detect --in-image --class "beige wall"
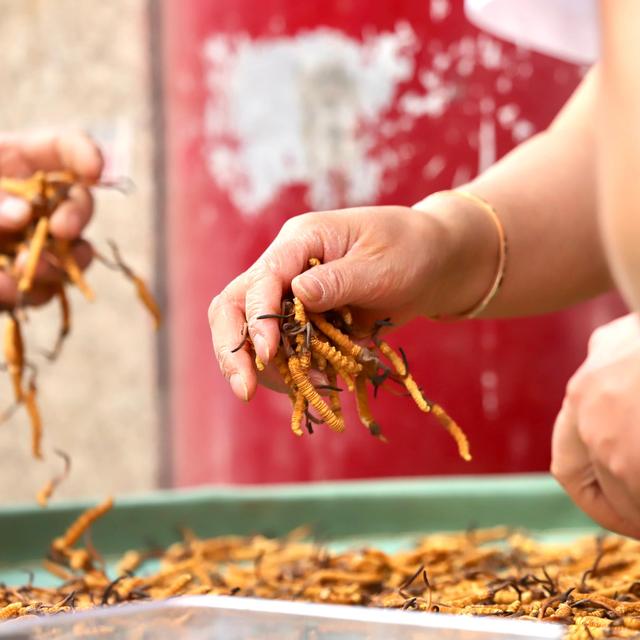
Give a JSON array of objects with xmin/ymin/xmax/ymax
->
[{"xmin": 0, "ymin": 0, "xmax": 160, "ymax": 502}]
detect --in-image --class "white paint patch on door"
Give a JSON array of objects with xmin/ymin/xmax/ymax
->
[{"xmin": 202, "ymin": 24, "xmax": 418, "ymax": 214}]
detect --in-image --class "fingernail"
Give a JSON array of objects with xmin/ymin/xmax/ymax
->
[
  {"xmin": 253, "ymin": 334, "xmax": 270, "ymax": 364},
  {"xmin": 230, "ymin": 373, "xmax": 249, "ymax": 402},
  {"xmin": 293, "ymin": 274, "xmax": 325, "ymax": 303},
  {"xmin": 0, "ymin": 196, "xmax": 30, "ymax": 223}
]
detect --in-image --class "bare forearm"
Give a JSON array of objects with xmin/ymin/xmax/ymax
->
[
  {"xmin": 599, "ymin": 1, "xmax": 640, "ymax": 312},
  {"xmin": 421, "ymin": 68, "xmax": 613, "ymax": 319}
]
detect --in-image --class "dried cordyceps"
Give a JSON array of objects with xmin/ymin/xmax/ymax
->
[
  {"xmin": 51, "ymin": 496, "xmax": 114, "ymax": 554},
  {"xmin": 2, "ymin": 503, "xmax": 640, "ymax": 639},
  {"xmin": 236, "ymin": 259, "xmax": 471, "ymax": 460},
  {"xmin": 0, "ymin": 171, "xmax": 160, "ymax": 503},
  {"xmin": 36, "ymin": 450, "xmax": 71, "ymax": 508}
]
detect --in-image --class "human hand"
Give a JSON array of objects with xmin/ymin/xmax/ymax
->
[
  {"xmin": 551, "ymin": 313, "xmax": 640, "ymax": 538},
  {"xmin": 0, "ymin": 130, "xmax": 103, "ymax": 307},
  {"xmin": 209, "ymin": 200, "xmax": 499, "ymax": 401}
]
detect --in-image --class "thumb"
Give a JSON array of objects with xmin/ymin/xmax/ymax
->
[
  {"xmin": 292, "ymin": 257, "xmax": 372, "ymax": 312},
  {"xmin": 0, "ymin": 193, "xmax": 31, "ymax": 231}
]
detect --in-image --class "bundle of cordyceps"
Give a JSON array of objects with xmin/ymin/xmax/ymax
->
[
  {"xmin": 1, "ymin": 500, "xmax": 640, "ymax": 639},
  {"xmin": 0, "ymin": 171, "xmax": 160, "ymax": 505},
  {"xmin": 235, "ymin": 258, "xmax": 470, "ymax": 460}
]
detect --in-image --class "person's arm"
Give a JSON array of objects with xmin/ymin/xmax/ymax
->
[
  {"xmin": 210, "ymin": 70, "xmax": 605, "ymax": 399},
  {"xmin": 420, "ymin": 66, "xmax": 611, "ymax": 318},
  {"xmin": 597, "ymin": 0, "xmax": 640, "ymax": 311},
  {"xmin": 549, "ymin": 3, "xmax": 640, "ymax": 540}
]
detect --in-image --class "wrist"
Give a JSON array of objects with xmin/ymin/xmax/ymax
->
[{"xmin": 413, "ymin": 189, "xmax": 502, "ymax": 318}]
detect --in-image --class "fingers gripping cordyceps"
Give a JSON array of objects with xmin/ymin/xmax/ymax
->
[
  {"xmin": 291, "ymin": 256, "xmax": 379, "ymax": 313},
  {"xmin": 243, "ymin": 217, "xmax": 332, "ymax": 367},
  {"xmin": 1, "ymin": 171, "xmax": 96, "ymax": 302},
  {"xmin": 49, "ymin": 184, "xmax": 93, "ymax": 240},
  {"xmin": 236, "ymin": 258, "xmax": 470, "ymax": 457},
  {"xmin": 0, "ymin": 170, "xmax": 160, "ymax": 483},
  {"xmin": 13, "ymin": 239, "xmax": 91, "ymax": 286},
  {"xmin": 12, "ymin": 130, "xmax": 104, "ymax": 182},
  {"xmin": 244, "ymin": 264, "xmax": 287, "ymax": 367},
  {"xmin": 211, "ymin": 251, "xmax": 468, "ymax": 455},
  {"xmin": 208, "ymin": 288, "xmax": 256, "ymax": 402}
]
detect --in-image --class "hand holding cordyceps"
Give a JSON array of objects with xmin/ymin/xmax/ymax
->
[
  {"xmin": 0, "ymin": 130, "xmax": 103, "ymax": 307},
  {"xmin": 0, "ymin": 130, "xmax": 158, "ymax": 488},
  {"xmin": 552, "ymin": 313, "xmax": 640, "ymax": 538},
  {"xmin": 208, "ymin": 204, "xmax": 490, "ymax": 403}
]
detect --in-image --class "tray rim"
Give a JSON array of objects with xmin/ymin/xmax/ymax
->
[
  {"xmin": 4, "ymin": 472, "xmax": 563, "ymax": 514},
  {"xmin": 0, "ymin": 473, "xmax": 598, "ymax": 565}
]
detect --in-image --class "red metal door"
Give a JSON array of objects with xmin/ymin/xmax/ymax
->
[{"xmin": 162, "ymin": 0, "xmax": 624, "ymax": 485}]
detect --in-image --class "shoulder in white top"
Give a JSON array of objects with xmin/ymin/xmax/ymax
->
[{"xmin": 464, "ymin": 0, "xmax": 598, "ymax": 64}]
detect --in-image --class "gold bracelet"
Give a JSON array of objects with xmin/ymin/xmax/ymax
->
[{"xmin": 415, "ymin": 189, "xmax": 507, "ymax": 320}]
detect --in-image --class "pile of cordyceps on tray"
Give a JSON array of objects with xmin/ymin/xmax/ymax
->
[{"xmin": 0, "ymin": 500, "xmax": 639, "ymax": 639}]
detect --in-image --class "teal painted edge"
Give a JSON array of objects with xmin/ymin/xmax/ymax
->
[{"xmin": 0, "ymin": 474, "xmax": 595, "ymax": 565}]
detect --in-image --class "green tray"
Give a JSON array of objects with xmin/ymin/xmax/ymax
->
[{"xmin": 0, "ymin": 473, "xmax": 596, "ymax": 588}]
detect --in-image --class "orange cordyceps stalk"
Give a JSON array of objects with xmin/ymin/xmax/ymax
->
[
  {"xmin": 51, "ymin": 496, "xmax": 114, "ymax": 553},
  {"xmin": 36, "ymin": 450, "xmax": 71, "ymax": 508},
  {"xmin": 3, "ymin": 313, "xmax": 24, "ymax": 402}
]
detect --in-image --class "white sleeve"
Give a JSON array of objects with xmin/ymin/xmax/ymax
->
[{"xmin": 464, "ymin": 0, "xmax": 599, "ymax": 64}]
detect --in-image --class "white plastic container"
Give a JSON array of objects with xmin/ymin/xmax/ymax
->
[{"xmin": 1, "ymin": 595, "xmax": 565, "ymax": 640}]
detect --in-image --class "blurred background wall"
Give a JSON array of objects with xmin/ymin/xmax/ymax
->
[{"xmin": 0, "ymin": 0, "xmax": 160, "ymax": 502}]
